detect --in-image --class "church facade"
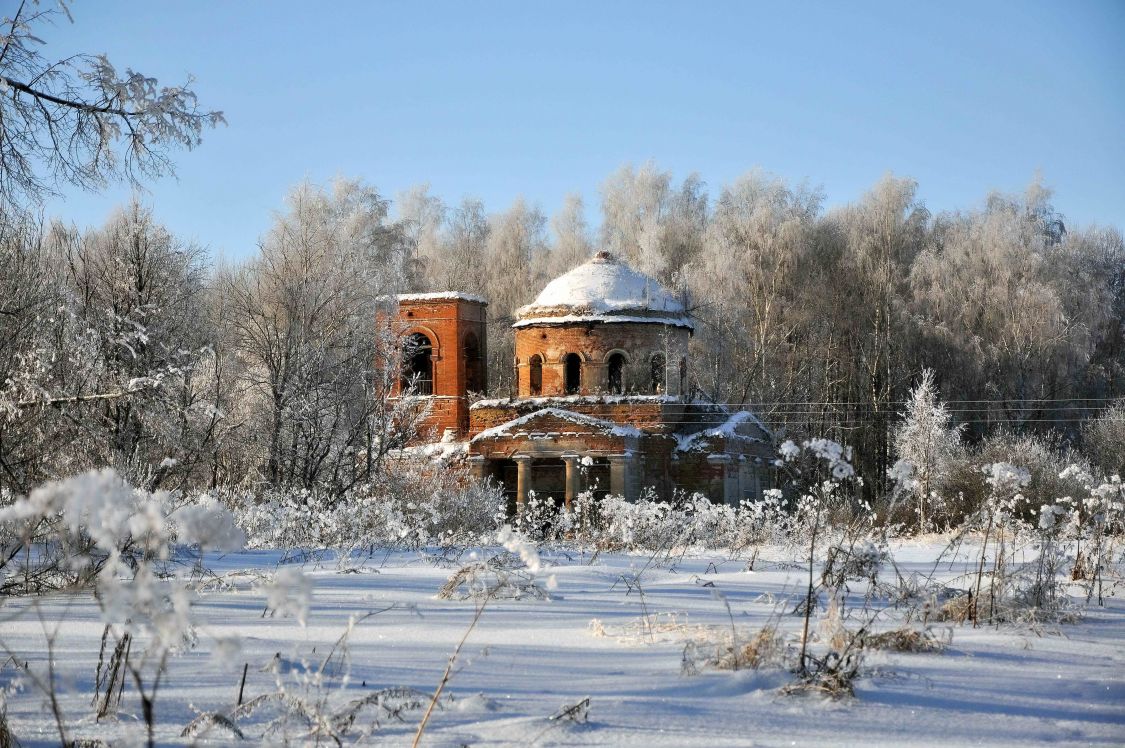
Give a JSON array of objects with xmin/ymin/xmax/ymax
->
[{"xmin": 391, "ymin": 251, "xmax": 773, "ymax": 510}]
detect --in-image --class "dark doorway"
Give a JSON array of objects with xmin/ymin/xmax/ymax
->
[
  {"xmin": 496, "ymin": 459, "xmax": 518, "ymax": 517},
  {"xmin": 650, "ymin": 352, "xmax": 666, "ymax": 394},
  {"xmin": 529, "ymin": 354, "xmax": 543, "ymax": 396},
  {"xmin": 531, "ymin": 458, "xmax": 566, "ymax": 508},
  {"xmin": 401, "ymin": 333, "xmax": 433, "ymax": 395},
  {"xmin": 564, "ymin": 353, "xmax": 581, "ymax": 395},
  {"xmin": 607, "ymin": 353, "xmax": 625, "ymax": 394},
  {"xmin": 464, "ymin": 332, "xmax": 484, "ymax": 393},
  {"xmin": 585, "ymin": 458, "xmax": 611, "ymax": 501}
]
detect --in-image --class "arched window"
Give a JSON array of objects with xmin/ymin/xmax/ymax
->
[
  {"xmin": 650, "ymin": 352, "xmax": 666, "ymax": 394},
  {"xmin": 607, "ymin": 352, "xmax": 625, "ymax": 394},
  {"xmin": 529, "ymin": 354, "xmax": 543, "ymax": 396},
  {"xmin": 464, "ymin": 332, "xmax": 483, "ymax": 393},
  {"xmin": 564, "ymin": 353, "xmax": 581, "ymax": 395},
  {"xmin": 401, "ymin": 333, "xmax": 434, "ymax": 395},
  {"xmin": 679, "ymin": 356, "xmax": 687, "ymax": 395}
]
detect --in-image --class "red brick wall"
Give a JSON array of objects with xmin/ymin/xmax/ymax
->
[
  {"xmin": 390, "ymin": 297, "xmax": 487, "ymax": 439},
  {"xmin": 514, "ymin": 322, "xmax": 690, "ymax": 397}
]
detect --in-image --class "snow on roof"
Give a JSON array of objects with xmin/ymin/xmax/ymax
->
[
  {"xmin": 512, "ymin": 313, "xmax": 694, "ymax": 330},
  {"xmin": 395, "ymin": 439, "xmax": 468, "ymax": 462},
  {"xmin": 471, "ymin": 407, "xmax": 642, "ymax": 442},
  {"xmin": 676, "ymin": 411, "xmax": 770, "ymax": 452},
  {"xmin": 397, "ymin": 292, "xmax": 488, "ymax": 305},
  {"xmin": 516, "ymin": 251, "xmax": 692, "ymax": 329},
  {"xmin": 472, "ymin": 394, "xmax": 680, "ymax": 410}
]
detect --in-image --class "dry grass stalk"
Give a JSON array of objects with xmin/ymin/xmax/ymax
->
[
  {"xmin": 180, "ymin": 712, "xmax": 245, "ymax": 740},
  {"xmin": 681, "ymin": 624, "xmax": 785, "ymax": 674},
  {"xmin": 862, "ymin": 627, "xmax": 947, "ymax": 653},
  {"xmin": 933, "ymin": 592, "xmax": 973, "ymax": 623},
  {"xmin": 437, "ymin": 560, "xmax": 547, "ymax": 601},
  {"xmin": 589, "ymin": 612, "xmax": 709, "ymax": 644}
]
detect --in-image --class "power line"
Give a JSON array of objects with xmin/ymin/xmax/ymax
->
[{"xmin": 685, "ymin": 398, "xmax": 1123, "ymax": 406}]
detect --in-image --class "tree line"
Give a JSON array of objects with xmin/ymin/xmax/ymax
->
[
  {"xmin": 1, "ymin": 165, "xmax": 1122, "ymax": 503},
  {"xmin": 400, "ymin": 164, "xmax": 1125, "ymax": 494}
]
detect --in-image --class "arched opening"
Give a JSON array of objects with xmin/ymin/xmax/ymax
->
[
  {"xmin": 564, "ymin": 353, "xmax": 581, "ymax": 395},
  {"xmin": 650, "ymin": 352, "xmax": 666, "ymax": 394},
  {"xmin": 401, "ymin": 333, "xmax": 434, "ymax": 395},
  {"xmin": 463, "ymin": 332, "xmax": 483, "ymax": 393},
  {"xmin": 607, "ymin": 352, "xmax": 625, "ymax": 394},
  {"xmin": 679, "ymin": 356, "xmax": 687, "ymax": 394},
  {"xmin": 529, "ymin": 354, "xmax": 543, "ymax": 396}
]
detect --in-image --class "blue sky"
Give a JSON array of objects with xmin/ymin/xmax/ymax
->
[{"xmin": 37, "ymin": 0, "xmax": 1125, "ymax": 260}]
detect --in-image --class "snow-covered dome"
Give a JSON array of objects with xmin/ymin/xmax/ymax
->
[{"xmin": 514, "ymin": 251, "xmax": 692, "ymax": 330}]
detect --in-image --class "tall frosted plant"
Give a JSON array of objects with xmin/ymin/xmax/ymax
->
[{"xmin": 889, "ymin": 369, "xmax": 962, "ymax": 532}]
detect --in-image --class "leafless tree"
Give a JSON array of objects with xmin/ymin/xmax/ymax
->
[
  {"xmin": 223, "ymin": 179, "xmax": 411, "ymax": 491},
  {"xmin": 0, "ymin": 1, "xmax": 223, "ymax": 212}
]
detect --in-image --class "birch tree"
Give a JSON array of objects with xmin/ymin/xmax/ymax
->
[
  {"xmin": 600, "ymin": 162, "xmax": 707, "ymax": 284},
  {"xmin": 224, "ymin": 179, "xmax": 409, "ymax": 491},
  {"xmin": 688, "ymin": 171, "xmax": 822, "ymax": 407},
  {"xmin": 484, "ymin": 198, "xmax": 547, "ymax": 394},
  {"xmin": 53, "ymin": 203, "xmax": 211, "ymax": 483}
]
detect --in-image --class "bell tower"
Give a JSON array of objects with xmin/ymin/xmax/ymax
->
[{"xmin": 392, "ymin": 292, "xmax": 487, "ymax": 440}]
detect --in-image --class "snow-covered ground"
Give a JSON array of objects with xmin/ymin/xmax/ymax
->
[{"xmin": 2, "ymin": 541, "xmax": 1124, "ymax": 746}]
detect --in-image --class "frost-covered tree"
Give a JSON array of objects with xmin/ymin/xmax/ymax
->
[
  {"xmin": 483, "ymin": 198, "xmax": 547, "ymax": 394},
  {"xmin": 395, "ymin": 183, "xmax": 447, "ymax": 293},
  {"xmin": 544, "ymin": 193, "xmax": 592, "ymax": 280},
  {"xmin": 1083, "ymin": 399, "xmax": 1125, "ymax": 478},
  {"xmin": 0, "ymin": 215, "xmax": 68, "ymax": 492},
  {"xmin": 687, "ymin": 170, "xmax": 822, "ymax": 406},
  {"xmin": 600, "ymin": 162, "xmax": 707, "ymax": 284},
  {"xmin": 829, "ymin": 174, "xmax": 930, "ymax": 489},
  {"xmin": 51, "ymin": 202, "xmax": 212, "ymax": 484},
  {"xmin": 0, "ymin": 1, "xmax": 223, "ymax": 212},
  {"xmin": 890, "ymin": 369, "xmax": 962, "ymax": 531},
  {"xmin": 439, "ymin": 197, "xmax": 490, "ymax": 294},
  {"xmin": 909, "ymin": 179, "xmax": 1101, "ymax": 427},
  {"xmin": 0, "ymin": 205, "xmax": 213, "ymax": 494},
  {"xmin": 223, "ymin": 178, "xmax": 409, "ymax": 490}
]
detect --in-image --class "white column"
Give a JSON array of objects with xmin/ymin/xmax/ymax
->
[
  {"xmin": 707, "ymin": 453, "xmax": 735, "ymax": 506},
  {"xmin": 468, "ymin": 455, "xmax": 488, "ymax": 482},
  {"xmin": 608, "ymin": 452, "xmax": 635, "ymax": 502},
  {"xmin": 514, "ymin": 454, "xmax": 534, "ymax": 512},
  {"xmin": 562, "ymin": 453, "xmax": 581, "ymax": 511}
]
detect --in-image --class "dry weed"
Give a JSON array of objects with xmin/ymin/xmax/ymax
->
[
  {"xmin": 862, "ymin": 626, "xmax": 948, "ymax": 653},
  {"xmin": 589, "ymin": 612, "xmax": 709, "ymax": 644},
  {"xmin": 438, "ymin": 559, "xmax": 548, "ymax": 601},
  {"xmin": 681, "ymin": 624, "xmax": 786, "ymax": 675}
]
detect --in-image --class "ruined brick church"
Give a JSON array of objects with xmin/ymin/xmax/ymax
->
[{"xmin": 391, "ymin": 250, "xmax": 772, "ymax": 509}]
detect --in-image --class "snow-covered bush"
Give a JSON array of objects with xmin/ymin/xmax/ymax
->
[
  {"xmin": 231, "ymin": 459, "xmax": 505, "ymax": 554},
  {"xmin": 0, "ymin": 468, "xmax": 243, "ymax": 596},
  {"xmin": 1082, "ymin": 399, "xmax": 1125, "ymax": 479},
  {"xmin": 0, "ymin": 469, "xmax": 245, "ymax": 743},
  {"xmin": 944, "ymin": 430, "xmax": 1095, "ymax": 525}
]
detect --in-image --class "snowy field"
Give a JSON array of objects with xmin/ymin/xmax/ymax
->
[{"xmin": 3, "ymin": 540, "xmax": 1124, "ymax": 746}]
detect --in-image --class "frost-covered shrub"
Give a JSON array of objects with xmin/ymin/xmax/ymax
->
[
  {"xmin": 0, "ymin": 468, "xmax": 244, "ymax": 596},
  {"xmin": 1082, "ymin": 399, "xmax": 1125, "ymax": 478},
  {"xmin": 945, "ymin": 430, "xmax": 1095, "ymax": 525},
  {"xmin": 512, "ymin": 492, "xmax": 563, "ymax": 543},
  {"xmin": 551, "ymin": 487, "xmax": 801, "ymax": 553},
  {"xmin": 1054, "ymin": 466, "xmax": 1124, "ymax": 605},
  {"xmin": 231, "ymin": 459, "xmax": 504, "ymax": 553},
  {"xmin": 887, "ymin": 369, "xmax": 963, "ymax": 533},
  {"xmin": 0, "ymin": 469, "xmax": 246, "ymax": 742}
]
